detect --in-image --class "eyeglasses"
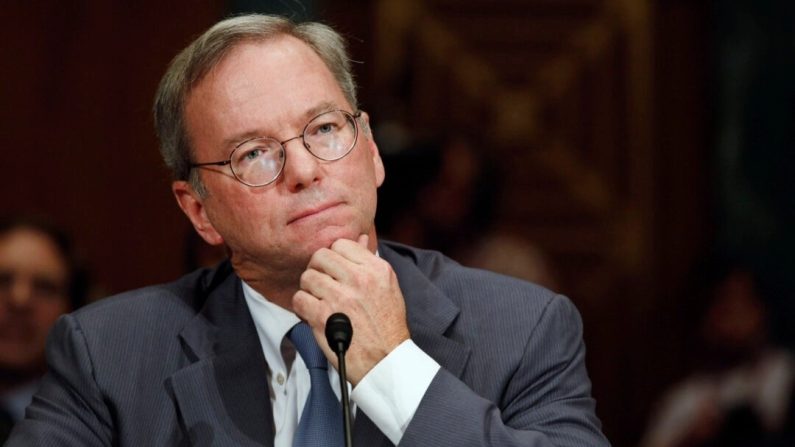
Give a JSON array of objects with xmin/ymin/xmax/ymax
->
[{"xmin": 190, "ymin": 109, "xmax": 363, "ymax": 187}]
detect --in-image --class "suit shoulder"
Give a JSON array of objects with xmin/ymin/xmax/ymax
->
[
  {"xmin": 383, "ymin": 240, "xmax": 556, "ymax": 306},
  {"xmin": 383, "ymin": 242, "xmax": 585, "ymax": 384},
  {"xmin": 70, "ymin": 262, "xmax": 233, "ymax": 337}
]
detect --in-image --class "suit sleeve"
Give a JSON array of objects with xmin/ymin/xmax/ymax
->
[
  {"xmin": 6, "ymin": 314, "xmax": 113, "ymax": 446},
  {"xmin": 398, "ymin": 295, "xmax": 610, "ymax": 447}
]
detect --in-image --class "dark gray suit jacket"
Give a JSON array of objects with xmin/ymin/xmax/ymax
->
[{"xmin": 7, "ymin": 241, "xmax": 609, "ymax": 446}]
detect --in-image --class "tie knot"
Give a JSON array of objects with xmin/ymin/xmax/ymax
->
[{"xmin": 288, "ymin": 322, "xmax": 327, "ymax": 370}]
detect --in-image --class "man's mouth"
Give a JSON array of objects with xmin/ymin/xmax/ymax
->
[{"xmin": 287, "ymin": 201, "xmax": 343, "ymax": 224}]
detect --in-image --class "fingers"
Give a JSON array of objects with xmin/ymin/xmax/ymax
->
[
  {"xmin": 328, "ymin": 237, "xmax": 372, "ymax": 264},
  {"xmin": 292, "ymin": 237, "xmax": 366, "ymax": 325},
  {"xmin": 292, "ymin": 289, "xmax": 327, "ymax": 324},
  {"xmin": 305, "ymin": 235, "xmax": 374, "ymax": 281},
  {"xmin": 306, "ymin": 248, "xmax": 350, "ymax": 282},
  {"xmin": 292, "ymin": 235, "xmax": 409, "ymax": 384},
  {"xmin": 299, "ymin": 268, "xmax": 343, "ymax": 302}
]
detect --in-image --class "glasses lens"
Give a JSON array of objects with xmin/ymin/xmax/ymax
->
[
  {"xmin": 303, "ymin": 111, "xmax": 357, "ymax": 161},
  {"xmin": 231, "ymin": 138, "xmax": 285, "ymax": 186}
]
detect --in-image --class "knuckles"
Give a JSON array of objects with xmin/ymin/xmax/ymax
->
[
  {"xmin": 291, "ymin": 290, "xmax": 309, "ymax": 313},
  {"xmin": 299, "ymin": 269, "xmax": 315, "ymax": 287},
  {"xmin": 330, "ymin": 239, "xmax": 350, "ymax": 251},
  {"xmin": 371, "ymin": 257, "xmax": 394, "ymax": 280},
  {"xmin": 309, "ymin": 247, "xmax": 332, "ymax": 266}
]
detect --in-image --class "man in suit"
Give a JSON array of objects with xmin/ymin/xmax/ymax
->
[{"xmin": 7, "ymin": 14, "xmax": 609, "ymax": 446}]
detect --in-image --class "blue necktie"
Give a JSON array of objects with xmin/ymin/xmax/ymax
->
[{"xmin": 289, "ymin": 322, "xmax": 344, "ymax": 447}]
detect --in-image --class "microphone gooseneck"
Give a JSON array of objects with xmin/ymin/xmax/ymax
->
[{"xmin": 325, "ymin": 313, "xmax": 354, "ymax": 447}]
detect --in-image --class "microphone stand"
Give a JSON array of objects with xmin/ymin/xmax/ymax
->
[
  {"xmin": 326, "ymin": 313, "xmax": 354, "ymax": 447},
  {"xmin": 334, "ymin": 342, "xmax": 353, "ymax": 447}
]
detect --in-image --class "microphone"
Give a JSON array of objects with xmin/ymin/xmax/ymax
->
[
  {"xmin": 325, "ymin": 313, "xmax": 353, "ymax": 447},
  {"xmin": 325, "ymin": 312, "xmax": 353, "ymax": 353}
]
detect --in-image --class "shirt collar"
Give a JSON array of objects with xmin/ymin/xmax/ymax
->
[{"xmin": 241, "ymin": 280, "xmax": 300, "ymax": 372}]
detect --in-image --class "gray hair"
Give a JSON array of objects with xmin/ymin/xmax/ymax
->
[{"xmin": 153, "ymin": 14, "xmax": 358, "ymax": 195}]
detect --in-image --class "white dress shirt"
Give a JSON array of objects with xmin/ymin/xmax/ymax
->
[{"xmin": 242, "ymin": 280, "xmax": 440, "ymax": 446}]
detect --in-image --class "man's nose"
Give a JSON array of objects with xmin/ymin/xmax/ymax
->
[{"xmin": 281, "ymin": 138, "xmax": 322, "ymax": 192}]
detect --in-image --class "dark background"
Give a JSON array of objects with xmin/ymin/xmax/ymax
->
[{"xmin": 2, "ymin": 1, "xmax": 793, "ymax": 445}]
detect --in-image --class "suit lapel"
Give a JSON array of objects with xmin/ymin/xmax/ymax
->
[
  {"xmin": 380, "ymin": 242, "xmax": 471, "ymax": 377},
  {"xmin": 350, "ymin": 243, "xmax": 471, "ymax": 446},
  {"xmin": 170, "ymin": 269, "xmax": 274, "ymax": 446}
]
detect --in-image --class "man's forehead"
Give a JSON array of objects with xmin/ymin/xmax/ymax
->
[
  {"xmin": 191, "ymin": 35, "xmax": 335, "ymax": 104},
  {"xmin": 186, "ymin": 36, "xmax": 305, "ymax": 103},
  {"xmin": 213, "ymin": 35, "xmax": 319, "ymax": 78},
  {"xmin": 184, "ymin": 34, "xmax": 349, "ymax": 152}
]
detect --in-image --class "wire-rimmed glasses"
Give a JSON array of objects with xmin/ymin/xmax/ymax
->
[{"xmin": 190, "ymin": 109, "xmax": 362, "ymax": 187}]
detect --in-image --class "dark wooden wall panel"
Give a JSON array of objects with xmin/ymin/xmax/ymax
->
[{"xmin": 1, "ymin": 2, "xmax": 225, "ymax": 294}]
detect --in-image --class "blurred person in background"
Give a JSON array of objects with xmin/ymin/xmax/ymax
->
[
  {"xmin": 378, "ymin": 135, "xmax": 558, "ymax": 289},
  {"xmin": 0, "ymin": 217, "xmax": 87, "ymax": 443},
  {"xmin": 378, "ymin": 135, "xmax": 497, "ymax": 260},
  {"xmin": 641, "ymin": 258, "xmax": 794, "ymax": 447}
]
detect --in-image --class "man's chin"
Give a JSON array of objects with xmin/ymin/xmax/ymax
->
[
  {"xmin": 233, "ymin": 225, "xmax": 364, "ymax": 273},
  {"xmin": 314, "ymin": 227, "xmax": 363, "ymax": 250}
]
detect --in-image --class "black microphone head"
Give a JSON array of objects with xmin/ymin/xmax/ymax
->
[{"xmin": 325, "ymin": 312, "xmax": 353, "ymax": 353}]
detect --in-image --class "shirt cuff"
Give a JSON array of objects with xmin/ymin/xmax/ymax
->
[{"xmin": 350, "ymin": 339, "xmax": 441, "ymax": 445}]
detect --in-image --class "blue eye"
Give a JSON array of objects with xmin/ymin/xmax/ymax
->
[
  {"xmin": 317, "ymin": 123, "xmax": 335, "ymax": 134},
  {"xmin": 245, "ymin": 148, "xmax": 262, "ymax": 160}
]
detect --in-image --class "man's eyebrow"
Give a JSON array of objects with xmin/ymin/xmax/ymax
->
[
  {"xmin": 303, "ymin": 101, "xmax": 338, "ymax": 119},
  {"xmin": 225, "ymin": 131, "xmax": 263, "ymax": 150},
  {"xmin": 222, "ymin": 101, "xmax": 344, "ymax": 149}
]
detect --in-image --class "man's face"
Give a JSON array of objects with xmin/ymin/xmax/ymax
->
[
  {"xmin": 0, "ymin": 228, "xmax": 70, "ymax": 374},
  {"xmin": 178, "ymin": 36, "xmax": 384, "ymax": 282}
]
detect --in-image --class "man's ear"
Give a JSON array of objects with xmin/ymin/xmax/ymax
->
[
  {"xmin": 359, "ymin": 112, "xmax": 385, "ymax": 187},
  {"xmin": 172, "ymin": 180, "xmax": 224, "ymax": 245}
]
